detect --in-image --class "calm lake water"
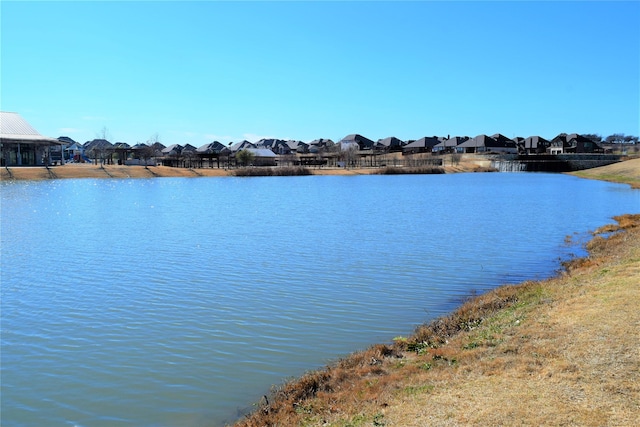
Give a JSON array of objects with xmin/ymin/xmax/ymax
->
[{"xmin": 1, "ymin": 173, "xmax": 638, "ymax": 427}]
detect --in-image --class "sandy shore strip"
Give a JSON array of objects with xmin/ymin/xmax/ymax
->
[
  {"xmin": 3, "ymin": 157, "xmax": 639, "ymax": 183},
  {"xmin": 0, "ymin": 155, "xmax": 498, "ymax": 181}
]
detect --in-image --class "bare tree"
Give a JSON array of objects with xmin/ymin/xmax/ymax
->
[
  {"xmin": 339, "ymin": 145, "xmax": 358, "ymax": 168},
  {"xmin": 583, "ymin": 134, "xmax": 602, "ymax": 143},
  {"xmin": 450, "ymin": 152, "xmax": 462, "ymax": 166},
  {"xmin": 97, "ymin": 126, "xmax": 112, "ymax": 142},
  {"xmin": 605, "ymin": 133, "xmax": 626, "ymax": 144}
]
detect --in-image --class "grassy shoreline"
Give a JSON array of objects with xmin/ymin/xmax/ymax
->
[
  {"xmin": 231, "ymin": 160, "xmax": 640, "ymax": 427},
  {"xmin": 570, "ymin": 157, "xmax": 640, "ymax": 189}
]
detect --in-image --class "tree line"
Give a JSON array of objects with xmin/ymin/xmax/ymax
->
[{"xmin": 582, "ymin": 133, "xmax": 638, "ymax": 144}]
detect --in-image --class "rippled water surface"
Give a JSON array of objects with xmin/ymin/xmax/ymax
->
[{"xmin": 1, "ymin": 173, "xmax": 638, "ymax": 426}]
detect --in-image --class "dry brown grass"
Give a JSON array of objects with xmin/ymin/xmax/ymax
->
[
  {"xmin": 376, "ymin": 166, "xmax": 446, "ymax": 175},
  {"xmin": 571, "ymin": 157, "xmax": 640, "ymax": 189},
  {"xmin": 234, "ymin": 214, "xmax": 640, "ymax": 427},
  {"xmin": 233, "ymin": 166, "xmax": 313, "ymax": 177},
  {"xmin": 0, "ymin": 164, "xmax": 233, "ymax": 180}
]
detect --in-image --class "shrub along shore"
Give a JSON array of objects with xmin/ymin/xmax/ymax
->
[{"xmin": 231, "ymin": 160, "xmax": 640, "ymax": 427}]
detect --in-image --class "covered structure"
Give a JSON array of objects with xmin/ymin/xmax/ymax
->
[
  {"xmin": 196, "ymin": 141, "xmax": 230, "ymax": 168},
  {"xmin": 1, "ymin": 112, "xmax": 64, "ymax": 166}
]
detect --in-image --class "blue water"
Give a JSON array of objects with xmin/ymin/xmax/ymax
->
[{"xmin": 1, "ymin": 173, "xmax": 638, "ymax": 426}]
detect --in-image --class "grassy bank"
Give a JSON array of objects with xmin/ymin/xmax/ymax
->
[
  {"xmin": 234, "ymin": 213, "xmax": 640, "ymax": 427},
  {"xmin": 570, "ymin": 157, "xmax": 640, "ymax": 189}
]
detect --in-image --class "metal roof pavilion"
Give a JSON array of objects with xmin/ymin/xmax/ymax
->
[{"xmin": 0, "ymin": 112, "xmax": 61, "ymax": 144}]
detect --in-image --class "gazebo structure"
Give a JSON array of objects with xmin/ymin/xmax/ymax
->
[{"xmin": 1, "ymin": 112, "xmax": 63, "ymax": 166}]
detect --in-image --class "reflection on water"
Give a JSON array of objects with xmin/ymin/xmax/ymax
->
[{"xmin": 1, "ymin": 173, "xmax": 638, "ymax": 426}]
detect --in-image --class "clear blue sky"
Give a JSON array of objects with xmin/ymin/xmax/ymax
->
[{"xmin": 2, "ymin": 1, "xmax": 639, "ymax": 145}]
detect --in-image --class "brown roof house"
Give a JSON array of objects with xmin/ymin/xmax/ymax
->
[{"xmin": 1, "ymin": 112, "xmax": 64, "ymax": 166}]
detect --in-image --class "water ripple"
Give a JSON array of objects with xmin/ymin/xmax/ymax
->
[{"xmin": 1, "ymin": 174, "xmax": 638, "ymax": 426}]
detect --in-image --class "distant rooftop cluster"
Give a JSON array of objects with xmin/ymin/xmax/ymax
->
[
  {"xmin": 63, "ymin": 132, "xmax": 617, "ymax": 157},
  {"xmin": 1, "ymin": 111, "xmax": 637, "ymax": 167}
]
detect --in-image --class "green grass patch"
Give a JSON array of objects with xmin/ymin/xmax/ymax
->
[{"xmin": 402, "ymin": 384, "xmax": 435, "ymax": 396}]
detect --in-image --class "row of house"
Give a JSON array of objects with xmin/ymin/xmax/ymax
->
[
  {"xmin": 79, "ymin": 132, "xmax": 605, "ymax": 165},
  {"xmin": 1, "ymin": 111, "xmax": 608, "ymax": 167},
  {"xmin": 341, "ymin": 133, "xmax": 604, "ymax": 155}
]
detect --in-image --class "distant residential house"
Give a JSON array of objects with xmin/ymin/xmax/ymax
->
[
  {"xmin": 57, "ymin": 136, "xmax": 82, "ymax": 162},
  {"xmin": 308, "ymin": 138, "xmax": 334, "ymax": 151},
  {"xmin": 512, "ymin": 136, "xmax": 525, "ymax": 146},
  {"xmin": 150, "ymin": 142, "xmax": 166, "ymax": 158},
  {"xmin": 255, "ymin": 138, "xmax": 292, "ymax": 155},
  {"xmin": 161, "ymin": 144, "xmax": 183, "ymax": 166},
  {"xmin": 64, "ymin": 141, "xmax": 85, "ymax": 161},
  {"xmin": 551, "ymin": 133, "xmax": 604, "ymax": 154},
  {"xmin": 433, "ymin": 136, "xmax": 469, "ymax": 153},
  {"xmin": 490, "ymin": 134, "xmax": 518, "ymax": 153},
  {"xmin": 112, "ymin": 142, "xmax": 131, "ymax": 165},
  {"xmin": 0, "ymin": 112, "xmax": 64, "ymax": 166},
  {"xmin": 337, "ymin": 134, "xmax": 375, "ymax": 151},
  {"xmin": 84, "ymin": 138, "xmax": 115, "ymax": 164},
  {"xmin": 196, "ymin": 141, "xmax": 229, "ymax": 155},
  {"xmin": 307, "ymin": 138, "xmax": 334, "ymax": 154},
  {"xmin": 162, "ymin": 143, "xmax": 183, "ymax": 156},
  {"xmin": 127, "ymin": 143, "xmax": 156, "ymax": 166},
  {"xmin": 196, "ymin": 141, "xmax": 230, "ymax": 168},
  {"xmin": 229, "ymin": 140, "xmax": 256, "ymax": 152},
  {"xmin": 402, "ymin": 136, "xmax": 439, "ymax": 154},
  {"xmin": 523, "ymin": 136, "xmax": 551, "ymax": 154},
  {"xmin": 376, "ymin": 136, "xmax": 405, "ymax": 152},
  {"xmin": 286, "ymin": 140, "xmax": 309, "ymax": 154},
  {"xmin": 181, "ymin": 144, "xmax": 198, "ymax": 167},
  {"xmin": 458, "ymin": 134, "xmax": 517, "ymax": 154}
]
